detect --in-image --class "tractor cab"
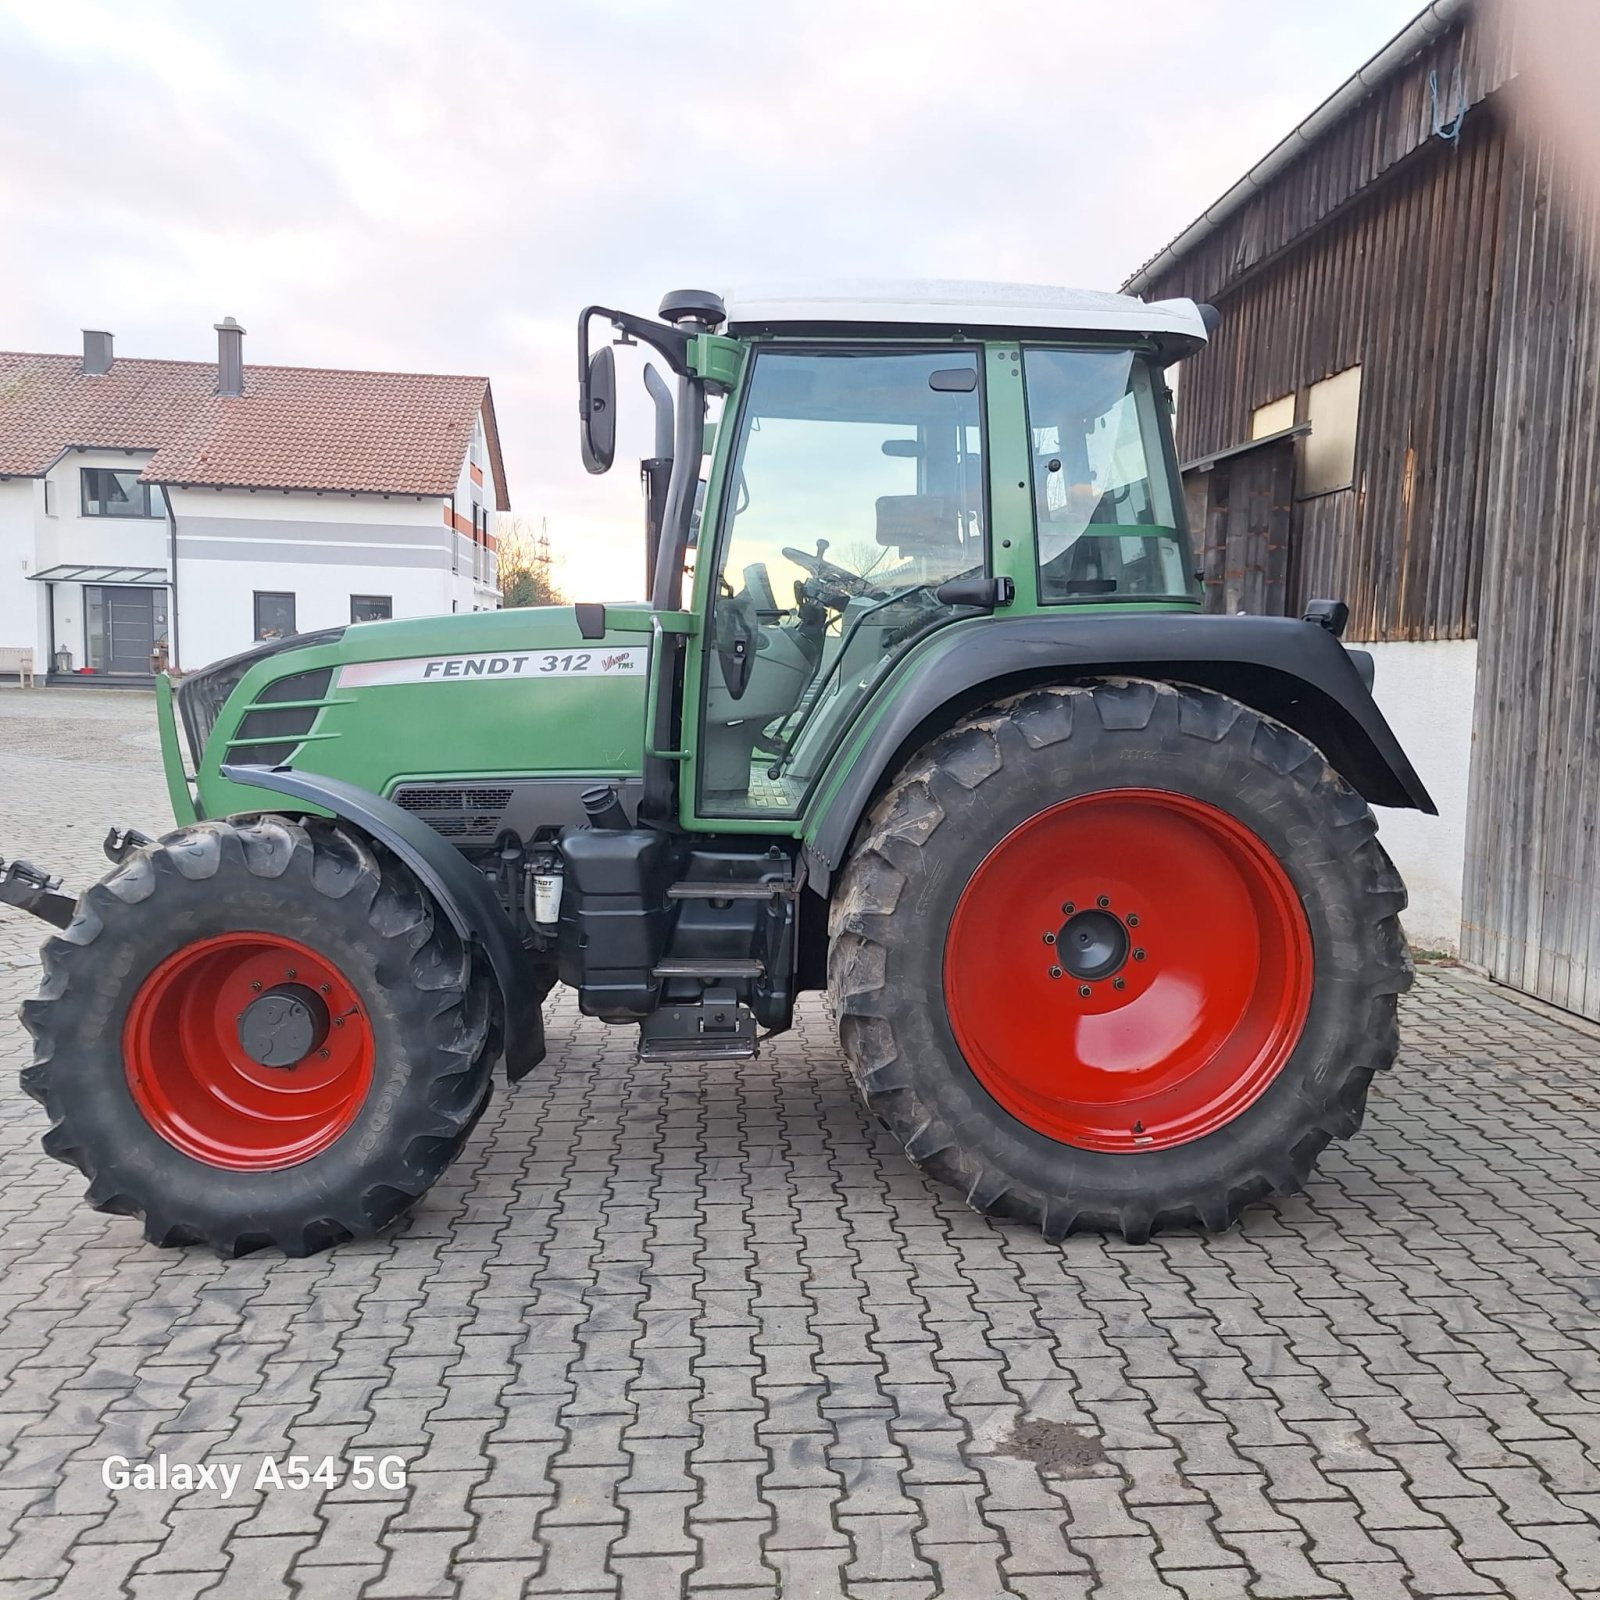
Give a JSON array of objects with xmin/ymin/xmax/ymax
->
[{"xmin": 579, "ymin": 281, "xmax": 1212, "ymax": 823}]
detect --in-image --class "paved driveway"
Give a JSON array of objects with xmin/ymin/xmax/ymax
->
[{"xmin": 4, "ymin": 687, "xmax": 1600, "ymax": 1599}]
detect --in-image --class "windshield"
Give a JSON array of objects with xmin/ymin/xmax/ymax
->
[{"xmin": 1024, "ymin": 348, "xmax": 1196, "ymax": 602}]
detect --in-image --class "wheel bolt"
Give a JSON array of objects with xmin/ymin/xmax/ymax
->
[
  {"xmin": 1061, "ymin": 902, "xmax": 1074, "ymax": 916},
  {"xmin": 1078, "ymin": 985, "xmax": 1092, "ymax": 998},
  {"xmin": 319, "ymin": 983, "xmax": 330, "ymax": 994},
  {"xmin": 1133, "ymin": 948, "xmax": 1146, "ymax": 961},
  {"xmin": 333, "ymin": 1017, "xmax": 344, "ymax": 1029},
  {"xmin": 286, "ymin": 968, "xmax": 297, "ymax": 980},
  {"xmin": 250, "ymin": 980, "xmax": 262, "ymax": 992},
  {"xmin": 1042, "ymin": 931, "xmax": 1056, "ymax": 945},
  {"xmin": 1048, "ymin": 966, "xmax": 1063, "ymax": 979},
  {"xmin": 1096, "ymin": 895, "xmax": 1110, "ymax": 909},
  {"xmin": 318, "ymin": 1049, "xmax": 330, "ymax": 1060},
  {"xmin": 1113, "ymin": 977, "xmax": 1126, "ymax": 991},
  {"xmin": 1126, "ymin": 913, "xmax": 1140, "ymax": 927}
]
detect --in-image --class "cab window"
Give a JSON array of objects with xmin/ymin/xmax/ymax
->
[
  {"xmin": 699, "ymin": 347, "xmax": 986, "ymax": 817},
  {"xmin": 1024, "ymin": 348, "xmax": 1195, "ymax": 602}
]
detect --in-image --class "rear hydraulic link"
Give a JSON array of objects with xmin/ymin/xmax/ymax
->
[{"xmin": 0, "ymin": 855, "xmax": 76, "ymax": 929}]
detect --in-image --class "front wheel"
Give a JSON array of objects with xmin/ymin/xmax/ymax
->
[
  {"xmin": 21, "ymin": 816, "xmax": 495, "ymax": 1256},
  {"xmin": 828, "ymin": 680, "xmax": 1411, "ymax": 1242}
]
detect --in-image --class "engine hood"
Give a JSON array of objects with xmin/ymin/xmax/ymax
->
[{"xmin": 186, "ymin": 603, "xmax": 654, "ymax": 822}]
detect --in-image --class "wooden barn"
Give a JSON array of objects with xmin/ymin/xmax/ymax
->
[{"xmin": 1125, "ymin": 0, "xmax": 1600, "ymax": 1019}]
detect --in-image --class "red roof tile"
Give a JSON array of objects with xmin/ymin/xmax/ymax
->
[{"xmin": 0, "ymin": 351, "xmax": 509, "ymax": 509}]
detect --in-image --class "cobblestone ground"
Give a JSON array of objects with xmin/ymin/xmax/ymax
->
[{"xmin": 4, "ymin": 688, "xmax": 1600, "ymax": 1598}]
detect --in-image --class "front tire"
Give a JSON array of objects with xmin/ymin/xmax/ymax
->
[
  {"xmin": 828, "ymin": 681, "xmax": 1411, "ymax": 1242},
  {"xmin": 21, "ymin": 816, "xmax": 495, "ymax": 1256}
]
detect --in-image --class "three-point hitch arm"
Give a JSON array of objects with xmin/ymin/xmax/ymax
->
[{"xmin": 0, "ymin": 854, "xmax": 75, "ymax": 929}]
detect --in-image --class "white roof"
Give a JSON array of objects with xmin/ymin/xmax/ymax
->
[{"xmin": 721, "ymin": 278, "xmax": 1209, "ymax": 346}]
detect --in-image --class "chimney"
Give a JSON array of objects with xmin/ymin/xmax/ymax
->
[
  {"xmin": 215, "ymin": 316, "xmax": 245, "ymax": 397},
  {"xmin": 82, "ymin": 329, "xmax": 113, "ymax": 376}
]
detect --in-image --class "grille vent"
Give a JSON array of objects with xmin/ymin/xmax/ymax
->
[{"xmin": 393, "ymin": 784, "xmax": 516, "ymax": 842}]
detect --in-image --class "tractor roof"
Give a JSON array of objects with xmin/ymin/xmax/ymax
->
[{"xmin": 720, "ymin": 279, "xmax": 1210, "ymax": 359}]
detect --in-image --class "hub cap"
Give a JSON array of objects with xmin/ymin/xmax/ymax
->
[
  {"xmin": 123, "ymin": 933, "xmax": 372, "ymax": 1171},
  {"xmin": 943, "ymin": 789, "xmax": 1313, "ymax": 1152}
]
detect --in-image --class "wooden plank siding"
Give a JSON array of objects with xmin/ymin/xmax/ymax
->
[
  {"xmin": 1154, "ymin": 103, "xmax": 1508, "ymax": 640},
  {"xmin": 1462, "ymin": 126, "xmax": 1600, "ymax": 1015}
]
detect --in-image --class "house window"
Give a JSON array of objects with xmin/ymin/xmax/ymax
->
[
  {"xmin": 350, "ymin": 594, "xmax": 392, "ymax": 622},
  {"xmin": 253, "ymin": 591, "xmax": 296, "ymax": 641},
  {"xmin": 81, "ymin": 468, "xmax": 164, "ymax": 518},
  {"xmin": 1300, "ymin": 365, "xmax": 1362, "ymax": 496},
  {"xmin": 43, "ymin": 479, "xmax": 56, "ymax": 515},
  {"xmin": 1250, "ymin": 394, "xmax": 1296, "ymax": 440}
]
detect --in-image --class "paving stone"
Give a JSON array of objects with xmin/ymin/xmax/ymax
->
[{"xmin": 8, "ymin": 697, "xmax": 1600, "ymax": 1597}]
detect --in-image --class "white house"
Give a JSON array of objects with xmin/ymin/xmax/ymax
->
[{"xmin": 0, "ymin": 320, "xmax": 508, "ymax": 679}]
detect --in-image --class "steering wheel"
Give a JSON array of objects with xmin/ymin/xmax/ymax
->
[{"xmin": 781, "ymin": 545, "xmax": 889, "ymax": 601}]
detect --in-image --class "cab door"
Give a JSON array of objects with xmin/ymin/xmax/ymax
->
[{"xmin": 689, "ymin": 344, "xmax": 987, "ymax": 820}]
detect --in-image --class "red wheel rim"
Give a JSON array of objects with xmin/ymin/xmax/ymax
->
[
  {"xmin": 943, "ymin": 789, "xmax": 1312, "ymax": 1153},
  {"xmin": 123, "ymin": 932, "xmax": 373, "ymax": 1171}
]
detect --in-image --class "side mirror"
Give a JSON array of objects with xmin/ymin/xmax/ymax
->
[{"xmin": 580, "ymin": 345, "xmax": 617, "ymax": 474}]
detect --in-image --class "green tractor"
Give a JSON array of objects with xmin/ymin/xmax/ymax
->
[{"xmin": 6, "ymin": 282, "xmax": 1433, "ymax": 1255}]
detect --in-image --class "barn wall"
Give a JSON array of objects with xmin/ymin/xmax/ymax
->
[
  {"xmin": 1160, "ymin": 105, "xmax": 1508, "ymax": 642},
  {"xmin": 1461, "ymin": 127, "xmax": 1600, "ymax": 1017}
]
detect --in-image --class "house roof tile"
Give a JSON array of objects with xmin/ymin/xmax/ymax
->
[{"xmin": 0, "ymin": 351, "xmax": 509, "ymax": 509}]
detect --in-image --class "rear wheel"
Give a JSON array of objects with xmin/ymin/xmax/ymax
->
[
  {"xmin": 21, "ymin": 816, "xmax": 495, "ymax": 1256},
  {"xmin": 828, "ymin": 680, "xmax": 1410, "ymax": 1242}
]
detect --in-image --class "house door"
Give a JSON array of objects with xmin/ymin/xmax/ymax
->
[{"xmin": 85, "ymin": 585, "xmax": 163, "ymax": 674}]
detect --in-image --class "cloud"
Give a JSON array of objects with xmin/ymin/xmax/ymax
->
[{"xmin": 0, "ymin": 0, "xmax": 1422, "ymax": 601}]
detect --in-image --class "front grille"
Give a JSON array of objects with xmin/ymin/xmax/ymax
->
[
  {"xmin": 224, "ymin": 668, "xmax": 334, "ymax": 768},
  {"xmin": 174, "ymin": 628, "xmax": 344, "ymax": 768},
  {"xmin": 394, "ymin": 784, "xmax": 516, "ymax": 843}
]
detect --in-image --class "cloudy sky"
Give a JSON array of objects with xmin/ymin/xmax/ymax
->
[{"xmin": 1, "ymin": 0, "xmax": 1423, "ymax": 600}]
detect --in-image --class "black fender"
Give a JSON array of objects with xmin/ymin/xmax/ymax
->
[
  {"xmin": 802, "ymin": 614, "xmax": 1436, "ymax": 894},
  {"xmin": 220, "ymin": 764, "xmax": 544, "ymax": 1081}
]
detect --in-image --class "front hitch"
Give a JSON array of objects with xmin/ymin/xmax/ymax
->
[{"xmin": 0, "ymin": 856, "xmax": 76, "ymax": 930}]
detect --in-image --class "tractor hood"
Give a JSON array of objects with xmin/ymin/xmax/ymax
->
[{"xmin": 176, "ymin": 604, "xmax": 653, "ymax": 823}]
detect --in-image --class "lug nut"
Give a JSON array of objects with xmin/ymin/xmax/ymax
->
[
  {"xmin": 1126, "ymin": 913, "xmax": 1140, "ymax": 927},
  {"xmin": 1061, "ymin": 902, "xmax": 1074, "ymax": 916},
  {"xmin": 1043, "ymin": 931, "xmax": 1057, "ymax": 945},
  {"xmin": 318, "ymin": 1048, "xmax": 330, "ymax": 1060},
  {"xmin": 250, "ymin": 980, "xmax": 262, "ymax": 992},
  {"xmin": 333, "ymin": 1017, "xmax": 344, "ymax": 1029},
  {"xmin": 1113, "ymin": 977, "xmax": 1126, "ymax": 991},
  {"xmin": 1096, "ymin": 895, "xmax": 1110, "ymax": 909},
  {"xmin": 1078, "ymin": 985, "xmax": 1092, "ymax": 998},
  {"xmin": 285, "ymin": 968, "xmax": 297, "ymax": 980},
  {"xmin": 319, "ymin": 983, "xmax": 330, "ymax": 994},
  {"xmin": 1048, "ymin": 966, "xmax": 1062, "ymax": 979},
  {"xmin": 1133, "ymin": 948, "xmax": 1146, "ymax": 961}
]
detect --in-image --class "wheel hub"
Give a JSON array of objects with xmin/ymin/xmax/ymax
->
[
  {"xmin": 1057, "ymin": 908, "xmax": 1129, "ymax": 982},
  {"xmin": 236, "ymin": 984, "xmax": 330, "ymax": 1068},
  {"xmin": 123, "ymin": 932, "xmax": 372, "ymax": 1171},
  {"xmin": 944, "ymin": 789, "xmax": 1314, "ymax": 1153}
]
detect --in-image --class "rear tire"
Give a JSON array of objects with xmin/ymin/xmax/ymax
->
[
  {"xmin": 20, "ymin": 816, "xmax": 495, "ymax": 1256},
  {"xmin": 827, "ymin": 680, "xmax": 1411, "ymax": 1242}
]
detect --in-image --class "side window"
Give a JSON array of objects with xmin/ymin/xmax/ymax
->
[
  {"xmin": 1024, "ymin": 349, "xmax": 1195, "ymax": 603},
  {"xmin": 699, "ymin": 347, "xmax": 986, "ymax": 816}
]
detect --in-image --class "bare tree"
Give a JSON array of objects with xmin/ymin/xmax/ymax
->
[{"xmin": 496, "ymin": 515, "xmax": 563, "ymax": 608}]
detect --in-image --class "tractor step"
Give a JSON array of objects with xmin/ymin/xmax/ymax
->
[
  {"xmin": 638, "ymin": 995, "xmax": 759, "ymax": 1062},
  {"xmin": 652, "ymin": 958, "xmax": 765, "ymax": 979},
  {"xmin": 667, "ymin": 879, "xmax": 797, "ymax": 901}
]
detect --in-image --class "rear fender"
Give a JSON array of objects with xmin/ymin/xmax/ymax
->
[
  {"xmin": 802, "ymin": 614, "xmax": 1436, "ymax": 896},
  {"xmin": 220, "ymin": 764, "xmax": 544, "ymax": 1081}
]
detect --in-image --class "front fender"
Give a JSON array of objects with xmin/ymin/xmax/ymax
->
[
  {"xmin": 802, "ymin": 613, "xmax": 1436, "ymax": 894},
  {"xmin": 221, "ymin": 764, "xmax": 544, "ymax": 1082}
]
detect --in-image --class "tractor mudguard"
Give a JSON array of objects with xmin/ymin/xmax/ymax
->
[
  {"xmin": 219, "ymin": 764, "xmax": 545, "ymax": 1082},
  {"xmin": 802, "ymin": 613, "xmax": 1436, "ymax": 894}
]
